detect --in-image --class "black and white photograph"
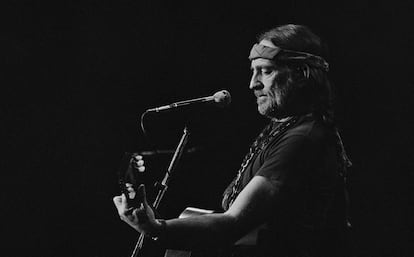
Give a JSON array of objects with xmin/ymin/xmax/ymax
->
[{"xmin": 2, "ymin": 1, "xmax": 413, "ymax": 256}]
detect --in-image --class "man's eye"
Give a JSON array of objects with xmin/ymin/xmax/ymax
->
[{"xmin": 262, "ymin": 69, "xmax": 273, "ymax": 75}]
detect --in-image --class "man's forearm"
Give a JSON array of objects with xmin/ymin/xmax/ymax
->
[{"xmin": 159, "ymin": 213, "xmax": 238, "ymax": 249}]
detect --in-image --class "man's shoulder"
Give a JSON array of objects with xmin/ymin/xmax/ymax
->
[{"xmin": 285, "ymin": 115, "xmax": 333, "ymax": 142}]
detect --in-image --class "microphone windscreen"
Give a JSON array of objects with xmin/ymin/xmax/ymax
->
[{"xmin": 213, "ymin": 90, "xmax": 231, "ymax": 107}]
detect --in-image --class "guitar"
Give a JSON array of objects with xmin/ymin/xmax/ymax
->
[
  {"xmin": 164, "ymin": 207, "xmax": 265, "ymax": 257},
  {"xmin": 117, "ymin": 153, "xmax": 264, "ymax": 256}
]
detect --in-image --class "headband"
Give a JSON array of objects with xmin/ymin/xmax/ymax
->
[{"xmin": 248, "ymin": 43, "xmax": 329, "ymax": 72}]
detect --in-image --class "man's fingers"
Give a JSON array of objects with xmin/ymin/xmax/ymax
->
[
  {"xmin": 113, "ymin": 195, "xmax": 123, "ymax": 206},
  {"xmin": 124, "ymin": 207, "xmax": 135, "ymax": 216},
  {"xmin": 113, "ymin": 194, "xmax": 130, "ymax": 213},
  {"xmin": 134, "ymin": 206, "xmax": 149, "ymax": 224},
  {"xmin": 137, "ymin": 184, "xmax": 148, "ymax": 206}
]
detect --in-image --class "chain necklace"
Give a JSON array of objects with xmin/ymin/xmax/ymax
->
[{"xmin": 222, "ymin": 116, "xmax": 299, "ymax": 210}]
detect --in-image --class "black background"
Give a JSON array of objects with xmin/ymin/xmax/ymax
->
[{"xmin": 2, "ymin": 1, "xmax": 414, "ymax": 256}]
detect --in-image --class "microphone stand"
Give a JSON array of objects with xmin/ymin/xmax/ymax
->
[{"xmin": 130, "ymin": 126, "xmax": 191, "ymax": 257}]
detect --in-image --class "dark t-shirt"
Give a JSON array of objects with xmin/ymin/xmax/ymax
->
[{"xmin": 239, "ymin": 114, "xmax": 350, "ymax": 257}]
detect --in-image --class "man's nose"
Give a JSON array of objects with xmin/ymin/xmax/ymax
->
[{"xmin": 249, "ymin": 74, "xmax": 263, "ymax": 90}]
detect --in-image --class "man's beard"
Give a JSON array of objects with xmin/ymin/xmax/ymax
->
[{"xmin": 258, "ymin": 86, "xmax": 290, "ymax": 119}]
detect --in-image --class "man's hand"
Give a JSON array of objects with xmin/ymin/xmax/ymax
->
[{"xmin": 113, "ymin": 184, "xmax": 164, "ymax": 236}]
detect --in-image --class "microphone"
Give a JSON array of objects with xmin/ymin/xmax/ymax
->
[{"xmin": 146, "ymin": 90, "xmax": 231, "ymax": 113}]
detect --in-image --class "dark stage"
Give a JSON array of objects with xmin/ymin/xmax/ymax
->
[{"xmin": 2, "ymin": 1, "xmax": 414, "ymax": 256}]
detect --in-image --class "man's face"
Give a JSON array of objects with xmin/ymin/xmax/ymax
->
[{"xmin": 249, "ymin": 40, "xmax": 287, "ymax": 118}]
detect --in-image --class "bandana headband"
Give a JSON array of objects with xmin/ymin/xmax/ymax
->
[{"xmin": 248, "ymin": 43, "xmax": 329, "ymax": 72}]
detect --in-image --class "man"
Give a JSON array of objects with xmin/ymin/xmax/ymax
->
[{"xmin": 114, "ymin": 24, "xmax": 352, "ymax": 257}]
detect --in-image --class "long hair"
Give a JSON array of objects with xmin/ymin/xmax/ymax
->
[{"xmin": 258, "ymin": 24, "xmax": 352, "ymax": 176}]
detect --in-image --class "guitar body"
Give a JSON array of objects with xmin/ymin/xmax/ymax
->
[{"xmin": 164, "ymin": 207, "xmax": 263, "ymax": 257}]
